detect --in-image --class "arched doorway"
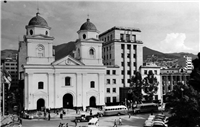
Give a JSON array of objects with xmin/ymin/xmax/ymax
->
[
  {"xmin": 63, "ymin": 93, "xmax": 73, "ymax": 109},
  {"xmin": 37, "ymin": 98, "xmax": 45, "ymax": 111},
  {"xmin": 89, "ymin": 96, "xmax": 96, "ymax": 107}
]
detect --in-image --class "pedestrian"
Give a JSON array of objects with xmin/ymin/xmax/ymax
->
[
  {"xmin": 48, "ymin": 112, "xmax": 51, "ymax": 121},
  {"xmin": 65, "ymin": 123, "xmax": 68, "ymax": 127},
  {"xmin": 90, "ymin": 109, "xmax": 92, "ymax": 116},
  {"xmin": 59, "ymin": 122, "xmax": 64, "ymax": 127},
  {"xmin": 129, "ymin": 113, "xmax": 131, "ymax": 118},
  {"xmin": 119, "ymin": 117, "xmax": 122, "ymax": 125},
  {"xmin": 113, "ymin": 119, "xmax": 117, "ymax": 127},
  {"xmin": 74, "ymin": 119, "xmax": 77, "ymax": 127},
  {"xmin": 60, "ymin": 112, "xmax": 63, "ymax": 120}
]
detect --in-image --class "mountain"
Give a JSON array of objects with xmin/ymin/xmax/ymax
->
[
  {"xmin": 166, "ymin": 52, "xmax": 198, "ymax": 59},
  {"xmin": 143, "ymin": 46, "xmax": 180, "ymax": 60}
]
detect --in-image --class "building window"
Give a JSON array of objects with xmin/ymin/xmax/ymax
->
[
  {"xmin": 107, "ymin": 79, "xmax": 110, "ymax": 84},
  {"xmin": 112, "ymin": 70, "xmax": 116, "ymax": 75},
  {"xmin": 127, "ymin": 79, "xmax": 130, "ymax": 83},
  {"xmin": 90, "ymin": 81, "xmax": 95, "ymax": 88},
  {"xmin": 107, "ymin": 70, "xmax": 110, "ymax": 75},
  {"xmin": 127, "ymin": 62, "xmax": 130, "ymax": 66},
  {"xmin": 113, "ymin": 97, "xmax": 117, "ymax": 102},
  {"xmin": 38, "ymin": 82, "xmax": 44, "ymax": 89},
  {"xmin": 133, "ymin": 54, "xmax": 136, "ymax": 58},
  {"xmin": 144, "ymin": 70, "xmax": 147, "ymax": 75},
  {"xmin": 113, "ymin": 88, "xmax": 116, "ymax": 93},
  {"xmin": 37, "ymin": 44, "xmax": 45, "ymax": 57},
  {"xmin": 121, "ymin": 70, "xmax": 124, "ymax": 75},
  {"xmin": 127, "ymin": 44, "xmax": 131, "ymax": 50},
  {"xmin": 127, "ymin": 54, "xmax": 130, "ymax": 58},
  {"xmin": 132, "ymin": 35, "xmax": 136, "ymax": 42},
  {"xmin": 107, "ymin": 88, "xmax": 110, "ymax": 93},
  {"xmin": 133, "ymin": 45, "xmax": 136, "ymax": 50},
  {"xmin": 133, "ymin": 62, "xmax": 136, "ymax": 66},
  {"xmin": 121, "ymin": 53, "xmax": 124, "ymax": 58},
  {"xmin": 65, "ymin": 77, "xmax": 71, "ymax": 86},
  {"xmin": 154, "ymin": 70, "xmax": 157, "ymax": 75},
  {"xmin": 107, "ymin": 97, "xmax": 110, "ymax": 103},
  {"xmin": 89, "ymin": 48, "xmax": 95, "ymax": 58},
  {"xmin": 122, "ymin": 79, "xmax": 124, "ymax": 84},
  {"xmin": 127, "ymin": 70, "xmax": 130, "ymax": 75},
  {"xmin": 126, "ymin": 34, "xmax": 130, "ymax": 41},
  {"xmin": 83, "ymin": 34, "xmax": 86, "ymax": 39},
  {"xmin": 113, "ymin": 79, "xmax": 116, "ymax": 84},
  {"xmin": 120, "ymin": 34, "xmax": 124, "ymax": 41},
  {"xmin": 110, "ymin": 54, "xmax": 112, "ymax": 59},
  {"xmin": 121, "ymin": 44, "xmax": 124, "ymax": 49},
  {"xmin": 121, "ymin": 62, "xmax": 124, "ymax": 66}
]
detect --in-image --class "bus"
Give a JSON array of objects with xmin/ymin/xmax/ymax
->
[
  {"xmin": 134, "ymin": 103, "xmax": 158, "ymax": 113},
  {"xmin": 102, "ymin": 105, "xmax": 128, "ymax": 116}
]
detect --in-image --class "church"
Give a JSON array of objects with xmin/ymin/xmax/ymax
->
[{"xmin": 18, "ymin": 12, "xmax": 106, "ymax": 111}]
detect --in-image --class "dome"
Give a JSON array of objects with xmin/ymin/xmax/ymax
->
[
  {"xmin": 80, "ymin": 18, "xmax": 97, "ymax": 31},
  {"xmin": 28, "ymin": 13, "xmax": 48, "ymax": 27}
]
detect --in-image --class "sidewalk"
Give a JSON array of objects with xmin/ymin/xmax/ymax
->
[{"xmin": 23, "ymin": 108, "xmax": 101, "ymax": 121}]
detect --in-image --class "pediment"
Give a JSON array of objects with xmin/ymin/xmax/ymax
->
[{"xmin": 52, "ymin": 55, "xmax": 84, "ymax": 66}]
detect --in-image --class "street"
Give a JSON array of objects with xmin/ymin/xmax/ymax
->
[{"xmin": 22, "ymin": 113, "xmax": 150, "ymax": 127}]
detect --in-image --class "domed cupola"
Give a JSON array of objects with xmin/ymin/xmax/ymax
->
[
  {"xmin": 28, "ymin": 12, "xmax": 48, "ymax": 27},
  {"xmin": 77, "ymin": 18, "xmax": 100, "ymax": 40},
  {"xmin": 25, "ymin": 12, "xmax": 51, "ymax": 37},
  {"xmin": 80, "ymin": 18, "xmax": 97, "ymax": 31}
]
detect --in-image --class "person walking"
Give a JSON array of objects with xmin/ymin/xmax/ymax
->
[
  {"xmin": 60, "ymin": 112, "xmax": 63, "ymax": 120},
  {"xmin": 128, "ymin": 113, "xmax": 131, "ymax": 118},
  {"xmin": 48, "ymin": 112, "xmax": 51, "ymax": 121},
  {"xmin": 119, "ymin": 117, "xmax": 122, "ymax": 125},
  {"xmin": 65, "ymin": 123, "xmax": 68, "ymax": 127},
  {"xmin": 74, "ymin": 119, "xmax": 77, "ymax": 127},
  {"xmin": 113, "ymin": 119, "xmax": 117, "ymax": 127}
]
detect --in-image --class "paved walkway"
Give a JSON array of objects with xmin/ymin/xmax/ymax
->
[{"xmin": 23, "ymin": 108, "xmax": 101, "ymax": 121}]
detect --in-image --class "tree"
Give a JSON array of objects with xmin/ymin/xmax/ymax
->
[
  {"xmin": 167, "ymin": 83, "xmax": 200, "ymax": 127},
  {"xmin": 130, "ymin": 71, "xmax": 143, "ymax": 104},
  {"xmin": 142, "ymin": 70, "xmax": 159, "ymax": 102},
  {"xmin": 190, "ymin": 52, "xmax": 200, "ymax": 92},
  {"xmin": 167, "ymin": 52, "xmax": 200, "ymax": 127}
]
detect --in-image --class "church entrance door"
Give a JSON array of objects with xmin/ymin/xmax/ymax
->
[
  {"xmin": 63, "ymin": 94, "xmax": 73, "ymax": 109},
  {"xmin": 37, "ymin": 98, "xmax": 45, "ymax": 111},
  {"xmin": 89, "ymin": 96, "xmax": 96, "ymax": 107}
]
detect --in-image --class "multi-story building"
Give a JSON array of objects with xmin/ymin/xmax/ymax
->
[
  {"xmin": 185, "ymin": 56, "xmax": 193, "ymax": 70},
  {"xmin": 1, "ymin": 58, "xmax": 18, "ymax": 89},
  {"xmin": 160, "ymin": 67, "xmax": 191, "ymax": 102},
  {"xmin": 105, "ymin": 65, "xmax": 120, "ymax": 105},
  {"xmin": 99, "ymin": 26, "xmax": 143, "ymax": 88}
]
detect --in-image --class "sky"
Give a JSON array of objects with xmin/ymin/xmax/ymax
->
[{"xmin": 1, "ymin": 0, "xmax": 199, "ymax": 54}]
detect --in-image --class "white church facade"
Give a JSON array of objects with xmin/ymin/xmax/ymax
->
[
  {"xmin": 18, "ymin": 13, "xmax": 106, "ymax": 111},
  {"xmin": 18, "ymin": 12, "xmax": 163, "ymax": 112}
]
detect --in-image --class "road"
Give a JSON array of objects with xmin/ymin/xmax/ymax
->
[{"xmin": 22, "ymin": 113, "xmax": 150, "ymax": 127}]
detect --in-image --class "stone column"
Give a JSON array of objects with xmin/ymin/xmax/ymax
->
[
  {"xmin": 170, "ymin": 75, "xmax": 173, "ymax": 91},
  {"xmin": 27, "ymin": 73, "xmax": 33, "ymax": 110},
  {"xmin": 54, "ymin": 73, "xmax": 60, "ymax": 108},
  {"xmin": 76, "ymin": 73, "xmax": 82, "ymax": 108},
  {"xmin": 98, "ymin": 73, "xmax": 105, "ymax": 106},
  {"xmin": 82, "ymin": 73, "xmax": 87, "ymax": 111},
  {"xmin": 48, "ymin": 73, "xmax": 54, "ymax": 109}
]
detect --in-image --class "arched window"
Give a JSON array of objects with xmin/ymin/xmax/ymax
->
[
  {"xmin": 89, "ymin": 48, "xmax": 95, "ymax": 58},
  {"xmin": 65, "ymin": 77, "xmax": 71, "ymax": 86},
  {"xmin": 83, "ymin": 34, "xmax": 86, "ymax": 39},
  {"xmin": 37, "ymin": 44, "xmax": 45, "ymax": 57},
  {"xmin": 38, "ymin": 82, "xmax": 44, "ymax": 89},
  {"xmin": 90, "ymin": 81, "xmax": 95, "ymax": 88}
]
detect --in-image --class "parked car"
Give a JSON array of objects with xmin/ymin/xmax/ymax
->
[{"xmin": 75, "ymin": 114, "xmax": 95, "ymax": 122}]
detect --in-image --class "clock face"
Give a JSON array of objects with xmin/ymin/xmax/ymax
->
[{"xmin": 38, "ymin": 46, "xmax": 43, "ymax": 51}]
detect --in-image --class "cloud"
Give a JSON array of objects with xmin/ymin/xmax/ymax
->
[{"xmin": 157, "ymin": 33, "xmax": 192, "ymax": 53}]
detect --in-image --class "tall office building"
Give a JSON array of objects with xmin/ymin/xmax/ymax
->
[{"xmin": 99, "ymin": 27, "xmax": 143, "ymax": 88}]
